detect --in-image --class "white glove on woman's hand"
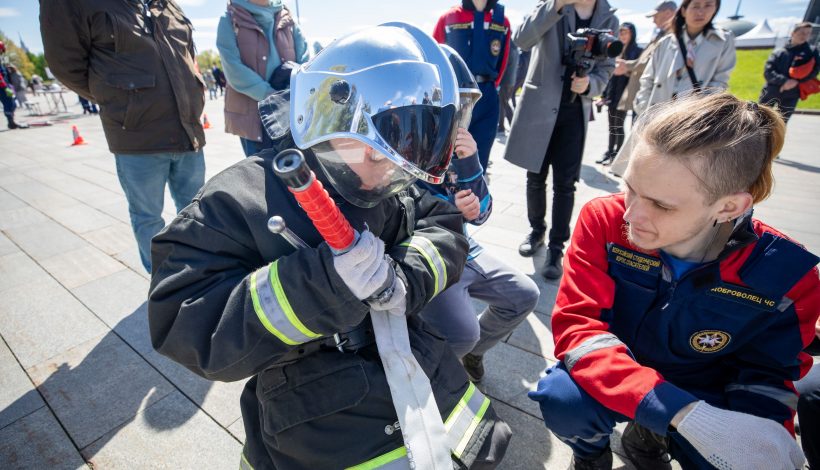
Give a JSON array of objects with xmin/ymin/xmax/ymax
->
[
  {"xmin": 332, "ymin": 230, "xmax": 392, "ymax": 300},
  {"xmin": 676, "ymin": 401, "xmax": 805, "ymax": 470}
]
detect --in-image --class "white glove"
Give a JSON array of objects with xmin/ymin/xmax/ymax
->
[
  {"xmin": 369, "ymin": 275, "xmax": 407, "ymax": 317},
  {"xmin": 676, "ymin": 401, "xmax": 805, "ymax": 470},
  {"xmin": 332, "ymin": 230, "xmax": 392, "ymax": 300}
]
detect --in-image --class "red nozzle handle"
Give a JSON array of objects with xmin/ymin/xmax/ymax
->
[{"xmin": 272, "ymin": 149, "xmax": 357, "ymax": 252}]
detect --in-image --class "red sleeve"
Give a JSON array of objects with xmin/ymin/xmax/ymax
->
[
  {"xmin": 433, "ymin": 13, "xmax": 447, "ymax": 44},
  {"xmin": 553, "ymin": 198, "xmax": 696, "ymax": 428},
  {"xmin": 494, "ymin": 16, "xmax": 512, "ymax": 87}
]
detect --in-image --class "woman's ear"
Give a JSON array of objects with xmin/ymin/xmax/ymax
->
[{"xmin": 714, "ymin": 192, "xmax": 754, "ymax": 224}]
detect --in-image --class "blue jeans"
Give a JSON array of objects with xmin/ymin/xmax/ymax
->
[
  {"xmin": 239, "ymin": 124, "xmax": 274, "ymax": 157},
  {"xmin": 114, "ymin": 151, "xmax": 205, "ymax": 272},
  {"xmin": 419, "ymin": 251, "xmax": 539, "ymax": 357}
]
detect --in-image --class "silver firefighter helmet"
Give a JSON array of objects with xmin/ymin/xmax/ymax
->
[{"xmin": 287, "ymin": 22, "xmax": 461, "ymax": 208}]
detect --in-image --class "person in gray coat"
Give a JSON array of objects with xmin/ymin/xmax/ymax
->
[{"xmin": 503, "ymin": 0, "xmax": 617, "ymax": 279}]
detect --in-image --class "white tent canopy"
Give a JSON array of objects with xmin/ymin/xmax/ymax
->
[{"xmin": 736, "ymin": 19, "xmax": 784, "ymax": 49}]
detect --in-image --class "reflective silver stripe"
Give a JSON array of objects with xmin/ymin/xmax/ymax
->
[
  {"xmin": 725, "ymin": 384, "xmax": 799, "ymax": 410},
  {"xmin": 777, "ymin": 296, "xmax": 794, "ymax": 312},
  {"xmin": 346, "ymin": 446, "xmax": 409, "ymax": 469},
  {"xmin": 348, "ymin": 383, "xmax": 492, "ymax": 468},
  {"xmin": 555, "ymin": 431, "xmax": 611, "ymax": 445},
  {"xmin": 444, "ymin": 382, "xmax": 491, "ymax": 458},
  {"xmin": 400, "ymin": 236, "xmax": 447, "ymax": 297},
  {"xmin": 239, "ymin": 450, "xmax": 254, "ymax": 470},
  {"xmin": 564, "ymin": 333, "xmax": 625, "ymax": 371},
  {"xmin": 250, "ymin": 262, "xmax": 322, "ymax": 345}
]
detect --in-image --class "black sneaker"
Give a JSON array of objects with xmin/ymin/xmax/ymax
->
[
  {"xmin": 620, "ymin": 422, "xmax": 672, "ymax": 470},
  {"xmin": 518, "ymin": 231, "xmax": 545, "ymax": 257},
  {"xmin": 462, "ymin": 353, "xmax": 484, "ymax": 382},
  {"xmin": 541, "ymin": 248, "xmax": 564, "ymax": 280},
  {"xmin": 569, "ymin": 447, "xmax": 612, "ymax": 470}
]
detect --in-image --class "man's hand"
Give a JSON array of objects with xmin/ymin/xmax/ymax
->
[
  {"xmin": 613, "ymin": 58, "xmax": 628, "ymax": 76},
  {"xmin": 781, "ymin": 78, "xmax": 799, "ymax": 92},
  {"xmin": 454, "ymin": 128, "xmax": 477, "ymax": 159},
  {"xmin": 675, "ymin": 401, "xmax": 805, "ymax": 470},
  {"xmin": 571, "ymin": 73, "xmax": 590, "ymax": 95},
  {"xmin": 455, "ymin": 189, "xmax": 481, "ymax": 221}
]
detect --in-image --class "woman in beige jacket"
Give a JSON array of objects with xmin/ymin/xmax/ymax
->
[{"xmin": 633, "ymin": 0, "xmax": 735, "ymax": 115}]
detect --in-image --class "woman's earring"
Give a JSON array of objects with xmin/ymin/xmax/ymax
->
[{"xmin": 713, "ymin": 219, "xmax": 718, "ymax": 227}]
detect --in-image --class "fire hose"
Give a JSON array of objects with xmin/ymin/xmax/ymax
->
[{"xmin": 271, "ymin": 149, "xmax": 451, "ymax": 469}]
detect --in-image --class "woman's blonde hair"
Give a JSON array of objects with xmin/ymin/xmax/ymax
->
[{"xmin": 632, "ymin": 92, "xmax": 785, "ymax": 204}]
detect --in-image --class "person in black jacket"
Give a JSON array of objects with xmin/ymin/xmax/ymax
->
[
  {"xmin": 596, "ymin": 22, "xmax": 642, "ymax": 166},
  {"xmin": 148, "ymin": 23, "xmax": 511, "ymax": 469},
  {"xmin": 759, "ymin": 22, "xmax": 820, "ymax": 125}
]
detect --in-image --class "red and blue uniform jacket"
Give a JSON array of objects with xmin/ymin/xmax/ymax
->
[
  {"xmin": 433, "ymin": 1, "xmax": 511, "ymax": 87},
  {"xmin": 553, "ymin": 194, "xmax": 820, "ymax": 437}
]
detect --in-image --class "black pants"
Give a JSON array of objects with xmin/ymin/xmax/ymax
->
[
  {"xmin": 607, "ymin": 107, "xmax": 627, "ymax": 154},
  {"xmin": 498, "ymin": 84, "xmax": 515, "ymax": 131},
  {"xmin": 760, "ymin": 88, "xmax": 800, "ymax": 124},
  {"xmin": 526, "ymin": 101, "xmax": 585, "ymax": 251}
]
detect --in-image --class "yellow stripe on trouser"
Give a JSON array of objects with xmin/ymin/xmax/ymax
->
[
  {"xmin": 249, "ymin": 261, "xmax": 322, "ymax": 345},
  {"xmin": 344, "ymin": 384, "xmax": 492, "ymax": 468},
  {"xmin": 399, "ymin": 236, "xmax": 447, "ymax": 297}
]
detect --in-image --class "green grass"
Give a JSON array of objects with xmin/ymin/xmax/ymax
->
[{"xmin": 728, "ymin": 49, "xmax": 820, "ymax": 110}]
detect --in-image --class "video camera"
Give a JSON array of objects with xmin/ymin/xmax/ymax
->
[{"xmin": 564, "ymin": 28, "xmax": 623, "ymax": 101}]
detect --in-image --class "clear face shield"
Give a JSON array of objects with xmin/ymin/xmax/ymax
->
[{"xmin": 288, "ymin": 24, "xmax": 460, "ymax": 208}]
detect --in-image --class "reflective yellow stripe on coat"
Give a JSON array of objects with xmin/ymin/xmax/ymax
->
[
  {"xmin": 345, "ymin": 382, "xmax": 491, "ymax": 469},
  {"xmin": 249, "ymin": 260, "xmax": 322, "ymax": 345},
  {"xmin": 399, "ymin": 235, "xmax": 447, "ymax": 297}
]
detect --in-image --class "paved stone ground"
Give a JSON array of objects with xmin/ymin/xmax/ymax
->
[{"xmin": 1, "ymin": 94, "xmax": 818, "ymax": 469}]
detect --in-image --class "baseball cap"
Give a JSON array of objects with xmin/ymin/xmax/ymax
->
[{"xmin": 645, "ymin": 1, "xmax": 677, "ymax": 17}]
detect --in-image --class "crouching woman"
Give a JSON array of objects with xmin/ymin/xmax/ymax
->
[{"xmin": 530, "ymin": 92, "xmax": 820, "ymax": 470}]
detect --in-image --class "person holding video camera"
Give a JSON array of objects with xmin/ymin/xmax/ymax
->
[{"xmin": 503, "ymin": 0, "xmax": 618, "ymax": 280}]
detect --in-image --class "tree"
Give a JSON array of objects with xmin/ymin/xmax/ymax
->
[
  {"xmin": 27, "ymin": 52, "xmax": 48, "ymax": 80},
  {"xmin": 0, "ymin": 31, "xmax": 36, "ymax": 80},
  {"xmin": 196, "ymin": 49, "xmax": 222, "ymax": 72}
]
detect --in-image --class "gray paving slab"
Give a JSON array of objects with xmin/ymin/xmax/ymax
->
[
  {"xmin": 80, "ymin": 222, "xmax": 136, "ymax": 256},
  {"xmin": 39, "ymin": 245, "xmax": 126, "ymax": 289},
  {"xmin": 0, "ymin": 232, "xmax": 18, "ymax": 257},
  {"xmin": 2, "ymin": 180, "xmax": 81, "ymax": 213},
  {"xmin": 506, "ymin": 312, "xmax": 557, "ymax": 361},
  {"xmin": 227, "ymin": 417, "xmax": 247, "ymax": 443},
  {"xmin": 0, "ymin": 188, "xmax": 27, "ymax": 211},
  {"xmin": 71, "ymin": 269, "xmax": 149, "ymax": 327},
  {"xmin": 0, "ymin": 338, "xmax": 44, "ymax": 430},
  {"xmin": 0, "ymin": 276, "xmax": 108, "ymax": 368},
  {"xmin": 0, "ymin": 206, "xmax": 48, "ymax": 230},
  {"xmin": 0, "ymin": 407, "xmax": 86, "ymax": 470},
  {"xmin": 0, "ymin": 251, "xmax": 55, "ymax": 294},
  {"xmin": 26, "ymin": 332, "xmax": 177, "ymax": 449},
  {"xmin": 112, "ymin": 303, "xmax": 245, "ymax": 428},
  {"xmin": 82, "ymin": 391, "xmax": 241, "ymax": 469},
  {"xmin": 3, "ymin": 219, "xmax": 88, "ymax": 261},
  {"xmin": 494, "ymin": 400, "xmax": 571, "ymax": 470},
  {"xmin": 45, "ymin": 204, "xmax": 119, "ymax": 234},
  {"xmin": 114, "ymin": 247, "xmax": 150, "ymax": 279},
  {"xmin": 481, "ymin": 342, "xmax": 552, "ymax": 420}
]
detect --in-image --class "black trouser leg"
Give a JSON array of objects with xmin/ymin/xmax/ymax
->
[
  {"xmin": 546, "ymin": 102, "xmax": 585, "ymax": 251},
  {"xmin": 526, "ymin": 169, "xmax": 548, "ymax": 235},
  {"xmin": 607, "ymin": 107, "xmax": 626, "ymax": 154}
]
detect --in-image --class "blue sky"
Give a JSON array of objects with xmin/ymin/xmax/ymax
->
[{"xmin": 1, "ymin": 0, "xmax": 811, "ymax": 55}]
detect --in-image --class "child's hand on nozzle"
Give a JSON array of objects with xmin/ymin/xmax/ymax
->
[
  {"xmin": 454, "ymin": 128, "xmax": 477, "ymax": 159},
  {"xmin": 455, "ymin": 189, "xmax": 481, "ymax": 221}
]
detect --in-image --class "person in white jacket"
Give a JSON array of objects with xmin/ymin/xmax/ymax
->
[{"xmin": 633, "ymin": 0, "xmax": 735, "ymax": 116}]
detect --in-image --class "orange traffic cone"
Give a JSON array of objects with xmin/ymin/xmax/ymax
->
[
  {"xmin": 202, "ymin": 113, "xmax": 211, "ymax": 129},
  {"xmin": 71, "ymin": 125, "xmax": 86, "ymax": 146}
]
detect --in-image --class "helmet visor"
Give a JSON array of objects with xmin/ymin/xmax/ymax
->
[
  {"xmin": 312, "ymin": 138, "xmax": 418, "ymax": 208},
  {"xmin": 290, "ymin": 61, "xmax": 459, "ymax": 184}
]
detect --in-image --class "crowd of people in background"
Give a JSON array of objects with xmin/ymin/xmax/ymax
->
[{"xmin": 5, "ymin": 0, "xmax": 816, "ymax": 468}]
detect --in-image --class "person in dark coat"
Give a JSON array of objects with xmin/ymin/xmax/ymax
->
[
  {"xmin": 596, "ymin": 22, "xmax": 642, "ymax": 165},
  {"xmin": 759, "ymin": 22, "xmax": 820, "ymax": 125}
]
